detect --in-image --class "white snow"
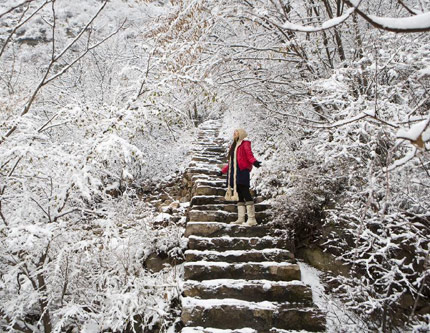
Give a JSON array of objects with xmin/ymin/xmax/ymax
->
[
  {"xmin": 185, "ymin": 248, "xmax": 291, "ymax": 256},
  {"xmin": 183, "ymin": 278, "xmax": 305, "ymax": 288},
  {"xmin": 347, "ymin": 0, "xmax": 430, "ymax": 31},
  {"xmin": 386, "ymin": 146, "xmax": 417, "ymax": 171},
  {"xmin": 154, "ymin": 212, "xmax": 173, "ymax": 222},
  {"xmin": 184, "ymin": 261, "xmax": 298, "ymax": 268},
  {"xmin": 182, "ymin": 327, "xmax": 257, "ymax": 333},
  {"xmin": 322, "ymin": 8, "xmax": 355, "ymax": 29},
  {"xmin": 298, "ymin": 261, "xmax": 366, "ymax": 332},
  {"xmin": 282, "ymin": 8, "xmax": 354, "ymax": 32},
  {"xmin": 181, "ymin": 297, "xmax": 281, "ymax": 309},
  {"xmin": 397, "ymin": 117, "xmax": 430, "ymax": 141},
  {"xmin": 188, "ymin": 235, "xmax": 277, "ymax": 241},
  {"xmin": 368, "ymin": 12, "xmax": 430, "ymax": 31}
]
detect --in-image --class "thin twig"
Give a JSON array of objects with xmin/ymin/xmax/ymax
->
[
  {"xmin": 0, "ymin": 0, "xmax": 36, "ymax": 19},
  {"xmin": 0, "ymin": 0, "xmax": 50, "ymax": 59}
]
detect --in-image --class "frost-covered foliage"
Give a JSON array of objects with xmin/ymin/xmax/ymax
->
[
  {"xmin": 213, "ymin": 0, "xmax": 430, "ymax": 330},
  {"xmin": 1, "ymin": 193, "xmax": 185, "ymax": 332},
  {"xmin": 1, "ymin": 0, "xmax": 430, "ymax": 331},
  {"xmin": 0, "ymin": 0, "xmax": 210, "ymax": 331}
]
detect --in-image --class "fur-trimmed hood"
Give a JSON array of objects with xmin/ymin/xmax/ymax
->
[{"xmin": 236, "ymin": 128, "xmax": 248, "ymax": 142}]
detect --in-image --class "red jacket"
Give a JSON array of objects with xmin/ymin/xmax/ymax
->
[{"xmin": 221, "ymin": 140, "xmax": 257, "ymax": 174}]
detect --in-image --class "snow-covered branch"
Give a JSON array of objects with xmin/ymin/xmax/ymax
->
[{"xmin": 344, "ymin": 0, "xmax": 430, "ymax": 33}]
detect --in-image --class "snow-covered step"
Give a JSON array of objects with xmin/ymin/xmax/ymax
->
[
  {"xmin": 188, "ymin": 209, "xmax": 233, "ymax": 222},
  {"xmin": 191, "ymin": 145, "xmax": 223, "ymax": 151},
  {"xmin": 184, "ymin": 248, "xmax": 294, "ymax": 263},
  {"xmin": 182, "ymin": 327, "xmax": 320, "ymax": 333},
  {"xmin": 189, "ymin": 152, "xmax": 224, "ymax": 159},
  {"xmin": 192, "ymin": 156, "xmax": 225, "ymax": 164},
  {"xmin": 182, "ymin": 328, "xmax": 257, "ymax": 333},
  {"xmin": 183, "ymin": 279, "xmax": 312, "ymax": 303},
  {"xmin": 182, "ymin": 328, "xmax": 313, "ymax": 333},
  {"xmin": 191, "ymin": 203, "xmax": 270, "ymax": 213},
  {"xmin": 190, "ymin": 146, "xmax": 225, "ymax": 153},
  {"xmin": 189, "ymin": 161, "xmax": 222, "ymax": 168},
  {"xmin": 181, "ymin": 298, "xmax": 325, "ymax": 331},
  {"xmin": 195, "ymin": 179, "xmax": 226, "ymax": 187},
  {"xmin": 188, "ymin": 209, "xmax": 270, "ymax": 223},
  {"xmin": 186, "ymin": 166, "xmax": 220, "ymax": 173},
  {"xmin": 190, "ymin": 195, "xmax": 225, "ymax": 206},
  {"xmin": 188, "ymin": 235, "xmax": 290, "ymax": 251},
  {"xmin": 185, "ymin": 222, "xmax": 271, "ymax": 238},
  {"xmin": 193, "ymin": 139, "xmax": 223, "ymax": 144},
  {"xmin": 182, "ymin": 328, "xmax": 316, "ymax": 333},
  {"xmin": 186, "ymin": 174, "xmax": 220, "ymax": 183},
  {"xmin": 185, "ymin": 170, "xmax": 220, "ymax": 180},
  {"xmin": 192, "ymin": 149, "xmax": 223, "ymax": 155},
  {"xmin": 190, "ymin": 174, "xmax": 211, "ymax": 182},
  {"xmin": 184, "ymin": 261, "xmax": 301, "ymax": 281},
  {"xmin": 188, "ymin": 159, "xmax": 224, "ymax": 170},
  {"xmin": 194, "ymin": 186, "xmax": 226, "ymax": 196}
]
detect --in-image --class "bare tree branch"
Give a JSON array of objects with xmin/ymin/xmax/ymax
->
[
  {"xmin": 44, "ymin": 19, "xmax": 126, "ymax": 85},
  {"xmin": 397, "ymin": 0, "xmax": 421, "ymax": 15},
  {"xmin": 0, "ymin": 0, "xmax": 51, "ymax": 59},
  {"xmin": 0, "ymin": 0, "xmax": 36, "ymax": 19},
  {"xmin": 52, "ymin": 0, "xmax": 108, "ymax": 63},
  {"xmin": 0, "ymin": 0, "xmax": 118, "ymax": 145}
]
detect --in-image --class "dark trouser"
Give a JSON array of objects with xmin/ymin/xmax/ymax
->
[{"xmin": 237, "ymin": 184, "xmax": 253, "ymax": 202}]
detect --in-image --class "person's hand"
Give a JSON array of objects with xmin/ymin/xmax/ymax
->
[{"xmin": 253, "ymin": 161, "xmax": 262, "ymax": 168}]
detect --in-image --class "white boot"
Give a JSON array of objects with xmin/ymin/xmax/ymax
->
[
  {"xmin": 231, "ymin": 202, "xmax": 246, "ymax": 225},
  {"xmin": 244, "ymin": 201, "xmax": 257, "ymax": 226}
]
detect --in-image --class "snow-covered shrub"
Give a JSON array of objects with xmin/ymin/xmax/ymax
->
[
  {"xmin": 1, "ymin": 192, "xmax": 185, "ymax": 332},
  {"xmin": 0, "ymin": 0, "xmax": 208, "ymax": 331},
  {"xmin": 212, "ymin": 1, "xmax": 430, "ymax": 329}
]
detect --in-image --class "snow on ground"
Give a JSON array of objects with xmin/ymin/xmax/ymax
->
[{"xmin": 298, "ymin": 261, "xmax": 367, "ymax": 332}]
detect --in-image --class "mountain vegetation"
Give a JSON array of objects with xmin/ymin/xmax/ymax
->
[{"xmin": 0, "ymin": 0, "xmax": 429, "ymax": 332}]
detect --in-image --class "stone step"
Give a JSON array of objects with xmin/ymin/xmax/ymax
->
[
  {"xmin": 196, "ymin": 134, "xmax": 220, "ymax": 138},
  {"xmin": 181, "ymin": 298, "xmax": 325, "ymax": 331},
  {"xmin": 182, "ymin": 328, "xmax": 257, "ymax": 333},
  {"xmin": 190, "ymin": 153, "xmax": 223, "ymax": 160},
  {"xmin": 191, "ymin": 144, "xmax": 223, "ymax": 149},
  {"xmin": 182, "ymin": 328, "xmax": 310, "ymax": 333},
  {"xmin": 190, "ymin": 174, "xmax": 212, "ymax": 183},
  {"xmin": 186, "ymin": 168, "xmax": 220, "ymax": 176},
  {"xmin": 192, "ymin": 149, "xmax": 223, "ymax": 154},
  {"xmin": 191, "ymin": 203, "xmax": 270, "ymax": 213},
  {"xmin": 191, "ymin": 156, "xmax": 225, "ymax": 164},
  {"xmin": 195, "ymin": 140, "xmax": 221, "ymax": 144},
  {"xmin": 189, "ymin": 160, "xmax": 223, "ymax": 166},
  {"xmin": 184, "ymin": 248, "xmax": 294, "ymax": 263},
  {"xmin": 194, "ymin": 186, "xmax": 225, "ymax": 196},
  {"xmin": 191, "ymin": 146, "xmax": 225, "ymax": 153},
  {"xmin": 184, "ymin": 261, "xmax": 301, "ymax": 281},
  {"xmin": 195, "ymin": 179, "xmax": 226, "ymax": 187},
  {"xmin": 183, "ymin": 279, "xmax": 312, "ymax": 304},
  {"xmin": 185, "ymin": 222, "xmax": 271, "ymax": 237},
  {"xmin": 190, "ymin": 152, "xmax": 224, "ymax": 159},
  {"xmin": 189, "ymin": 210, "xmax": 270, "ymax": 223},
  {"xmin": 188, "ymin": 210, "xmax": 233, "ymax": 222},
  {"xmin": 185, "ymin": 170, "xmax": 220, "ymax": 181},
  {"xmin": 190, "ymin": 195, "xmax": 265, "ymax": 206},
  {"xmin": 190, "ymin": 195, "xmax": 225, "ymax": 206},
  {"xmin": 186, "ymin": 166, "xmax": 220, "ymax": 174},
  {"xmin": 188, "ymin": 235, "xmax": 289, "ymax": 251}
]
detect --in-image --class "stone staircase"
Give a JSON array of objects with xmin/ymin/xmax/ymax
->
[{"xmin": 181, "ymin": 120, "xmax": 325, "ymax": 332}]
